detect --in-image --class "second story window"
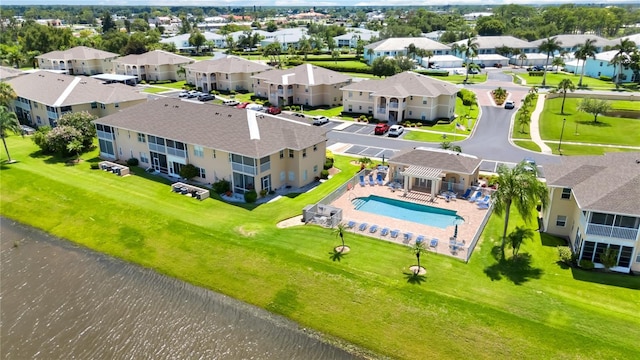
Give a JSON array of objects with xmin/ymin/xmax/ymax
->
[
  {"xmin": 289, "ymin": 149, "xmax": 294, "ymax": 158},
  {"xmin": 137, "ymin": 133, "xmax": 146, "ymax": 143},
  {"xmin": 561, "ymin": 188, "xmax": 571, "ymax": 200}
]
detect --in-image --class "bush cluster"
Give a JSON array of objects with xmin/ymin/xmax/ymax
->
[
  {"xmin": 126, "ymin": 158, "xmax": 139, "ymax": 166},
  {"xmin": 324, "ymin": 157, "xmax": 334, "ymax": 170},
  {"xmin": 457, "ymin": 88, "xmax": 476, "ymax": 106},
  {"xmin": 557, "ymin": 246, "xmax": 574, "ymax": 266},
  {"xmin": 320, "ymin": 169, "xmax": 330, "ymax": 179},
  {"xmin": 307, "ymin": 62, "xmax": 372, "ymax": 74},
  {"xmin": 414, "ymin": 69, "xmax": 450, "ymax": 77},
  {"xmin": 579, "ymin": 259, "xmax": 595, "ymax": 270},
  {"xmin": 244, "ymin": 189, "xmax": 258, "ymax": 203},
  {"xmin": 212, "ymin": 179, "xmax": 231, "ymax": 194},
  {"xmin": 528, "ymin": 71, "xmax": 544, "ymax": 77}
]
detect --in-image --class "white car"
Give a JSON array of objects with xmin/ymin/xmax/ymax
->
[
  {"xmin": 245, "ymin": 103, "xmax": 264, "ymax": 111},
  {"xmin": 223, "ymin": 99, "xmax": 239, "ymax": 106},
  {"xmin": 388, "ymin": 125, "xmax": 405, "ymax": 137},
  {"xmin": 312, "ymin": 116, "xmax": 330, "ymax": 126},
  {"xmin": 178, "ymin": 90, "xmax": 189, "ymax": 98}
]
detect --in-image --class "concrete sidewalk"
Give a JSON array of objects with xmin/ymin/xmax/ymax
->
[{"xmin": 528, "ymin": 94, "xmax": 554, "ymax": 155}]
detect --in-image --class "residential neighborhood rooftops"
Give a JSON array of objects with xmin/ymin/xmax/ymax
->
[
  {"xmin": 365, "ymin": 37, "xmax": 450, "ymax": 52},
  {"xmin": 6, "ymin": 70, "xmax": 147, "ymax": 106},
  {"xmin": 528, "ymin": 34, "xmax": 618, "ymax": 49},
  {"xmin": 334, "ymin": 28, "xmax": 379, "ymax": 41},
  {"xmin": 341, "ymin": 71, "xmax": 458, "ymax": 98},
  {"xmin": 251, "ymin": 63, "xmax": 351, "ymax": 86},
  {"xmin": 160, "ymin": 31, "xmax": 225, "ymax": 49},
  {"xmin": 94, "ymin": 98, "xmax": 327, "ymax": 158},
  {"xmin": 36, "ymin": 46, "xmax": 119, "ymax": 60},
  {"xmin": 390, "ymin": 147, "xmax": 482, "ymax": 174},
  {"xmin": 450, "ymin": 36, "xmax": 533, "ymax": 50},
  {"xmin": 185, "ymin": 56, "xmax": 271, "ymax": 74},
  {"xmin": 113, "ymin": 50, "xmax": 194, "ymax": 66},
  {"xmin": 543, "ymin": 152, "xmax": 640, "ymax": 216},
  {"xmin": 0, "ymin": 66, "xmax": 24, "ymax": 80}
]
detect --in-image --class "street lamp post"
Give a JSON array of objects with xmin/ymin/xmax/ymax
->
[{"xmin": 558, "ymin": 118, "xmax": 566, "ymax": 154}]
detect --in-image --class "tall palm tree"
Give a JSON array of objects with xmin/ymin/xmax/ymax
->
[
  {"xmin": 574, "ymin": 38, "xmax": 597, "ymax": 87},
  {"xmin": 538, "ymin": 36, "xmax": 562, "ymax": 87},
  {"xmin": 406, "ymin": 43, "xmax": 417, "ymax": 61},
  {"xmin": 557, "ymin": 78, "xmax": 576, "ymax": 114},
  {"xmin": 423, "ymin": 50, "xmax": 434, "ymax": 68},
  {"xmin": 518, "ymin": 52, "xmax": 527, "ymax": 68},
  {"xmin": 492, "ymin": 162, "xmax": 548, "ymax": 258},
  {"xmin": 518, "ymin": 108, "xmax": 531, "ymax": 133},
  {"xmin": 611, "ymin": 38, "xmax": 635, "ymax": 88},
  {"xmin": 0, "ymin": 82, "xmax": 17, "ymax": 107},
  {"xmin": 0, "ymin": 105, "xmax": 21, "ymax": 163},
  {"xmin": 333, "ymin": 222, "xmax": 347, "ymax": 252},
  {"xmin": 460, "ymin": 36, "xmax": 479, "ymax": 83},
  {"xmin": 552, "ymin": 57, "xmax": 565, "ymax": 73},
  {"xmin": 366, "ymin": 48, "xmax": 375, "ymax": 63},
  {"xmin": 410, "ymin": 238, "xmax": 427, "ymax": 274}
]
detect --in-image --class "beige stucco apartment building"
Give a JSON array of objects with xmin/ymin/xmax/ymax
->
[
  {"xmin": 6, "ymin": 71, "xmax": 147, "ymax": 127},
  {"xmin": 36, "ymin": 46, "xmax": 119, "ymax": 75},
  {"xmin": 94, "ymin": 98, "xmax": 327, "ymax": 195},
  {"xmin": 113, "ymin": 50, "xmax": 194, "ymax": 83},
  {"xmin": 341, "ymin": 71, "xmax": 458, "ymax": 122},
  {"xmin": 542, "ymin": 152, "xmax": 640, "ymax": 274},
  {"xmin": 251, "ymin": 64, "xmax": 351, "ymax": 108},
  {"xmin": 184, "ymin": 56, "xmax": 271, "ymax": 93}
]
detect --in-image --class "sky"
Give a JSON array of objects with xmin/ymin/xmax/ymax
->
[{"xmin": 1, "ymin": 0, "xmax": 638, "ymax": 6}]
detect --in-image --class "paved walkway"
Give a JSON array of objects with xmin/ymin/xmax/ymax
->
[{"xmin": 528, "ymin": 94, "xmax": 553, "ymax": 154}]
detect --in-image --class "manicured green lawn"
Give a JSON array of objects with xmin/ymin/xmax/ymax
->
[
  {"xmin": 302, "ymin": 106, "xmax": 344, "ymax": 118},
  {"xmin": 308, "ymin": 60, "xmax": 371, "ymax": 71},
  {"xmin": 402, "ymin": 98, "xmax": 478, "ymax": 142},
  {"xmin": 440, "ymin": 74, "xmax": 487, "ymax": 84},
  {"xmin": 540, "ymin": 98, "xmax": 640, "ymax": 147},
  {"xmin": 142, "ymin": 86, "xmax": 173, "ymax": 94},
  {"xmin": 518, "ymin": 72, "xmax": 616, "ymax": 90},
  {"xmin": 547, "ymin": 143, "xmax": 639, "ymax": 156},
  {"xmin": 511, "ymin": 95, "xmax": 537, "ymax": 140},
  {"xmin": 513, "ymin": 140, "xmax": 541, "ymax": 152},
  {"xmin": 2, "ymin": 137, "xmax": 639, "ymax": 360},
  {"xmin": 403, "ymin": 130, "xmax": 467, "ymax": 142}
]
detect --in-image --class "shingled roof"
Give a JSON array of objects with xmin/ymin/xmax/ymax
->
[
  {"xmin": 36, "ymin": 46, "xmax": 119, "ymax": 61},
  {"xmin": 185, "ymin": 56, "xmax": 271, "ymax": 74},
  {"xmin": 365, "ymin": 37, "xmax": 450, "ymax": 52},
  {"xmin": 94, "ymin": 98, "xmax": 327, "ymax": 158},
  {"xmin": 113, "ymin": 50, "xmax": 194, "ymax": 66},
  {"xmin": 390, "ymin": 147, "xmax": 482, "ymax": 174},
  {"xmin": 341, "ymin": 71, "xmax": 458, "ymax": 98},
  {"xmin": 544, "ymin": 152, "xmax": 640, "ymax": 216},
  {"xmin": 7, "ymin": 70, "xmax": 147, "ymax": 106},
  {"xmin": 251, "ymin": 64, "xmax": 350, "ymax": 86}
]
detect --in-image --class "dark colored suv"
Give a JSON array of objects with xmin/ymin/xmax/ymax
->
[{"xmin": 198, "ymin": 94, "xmax": 215, "ymax": 101}]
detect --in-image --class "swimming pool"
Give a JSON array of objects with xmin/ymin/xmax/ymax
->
[{"xmin": 353, "ymin": 195, "xmax": 464, "ymax": 229}]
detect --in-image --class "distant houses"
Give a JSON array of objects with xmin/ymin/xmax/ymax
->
[
  {"xmin": 36, "ymin": 46, "xmax": 119, "ymax": 75},
  {"xmin": 364, "ymin": 37, "xmax": 452, "ymax": 65},
  {"xmin": 112, "ymin": 50, "xmax": 194, "ymax": 83},
  {"xmin": 184, "ymin": 56, "xmax": 271, "ymax": 93}
]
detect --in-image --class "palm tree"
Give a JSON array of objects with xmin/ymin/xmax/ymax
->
[
  {"xmin": 507, "ymin": 226, "xmax": 535, "ymax": 258},
  {"xmin": 492, "ymin": 162, "xmax": 548, "ymax": 258},
  {"xmin": 440, "ymin": 141, "xmax": 462, "ymax": 153},
  {"xmin": 557, "ymin": 78, "xmax": 576, "ymax": 115},
  {"xmin": 0, "ymin": 105, "xmax": 21, "ymax": 163},
  {"xmin": 552, "ymin": 57, "xmax": 565, "ymax": 73},
  {"xmin": 518, "ymin": 52, "xmax": 527, "ymax": 68},
  {"xmin": 423, "ymin": 50, "xmax": 434, "ymax": 68},
  {"xmin": 460, "ymin": 36, "xmax": 479, "ymax": 83},
  {"xmin": 406, "ymin": 43, "xmax": 417, "ymax": 61},
  {"xmin": 611, "ymin": 39, "xmax": 635, "ymax": 88},
  {"xmin": 366, "ymin": 48, "xmax": 375, "ymax": 63},
  {"xmin": 517, "ymin": 108, "xmax": 531, "ymax": 133},
  {"xmin": 410, "ymin": 238, "xmax": 427, "ymax": 274},
  {"xmin": 538, "ymin": 36, "xmax": 562, "ymax": 87},
  {"xmin": 0, "ymin": 82, "xmax": 17, "ymax": 107},
  {"xmin": 333, "ymin": 222, "xmax": 347, "ymax": 252},
  {"xmin": 574, "ymin": 38, "xmax": 597, "ymax": 87}
]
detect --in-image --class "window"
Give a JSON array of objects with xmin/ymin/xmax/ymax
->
[
  {"xmin": 359, "ymin": 105, "xmax": 362, "ymax": 110},
  {"xmin": 614, "ymin": 215, "xmax": 639, "ymax": 229},
  {"xmin": 590, "ymin": 212, "xmax": 614, "ymax": 226},
  {"xmin": 313, "ymin": 145, "xmax": 317, "ymax": 151},
  {"xmin": 303, "ymin": 170, "xmax": 307, "ymax": 181},
  {"xmin": 349, "ymin": 92, "xmax": 352, "ymax": 98},
  {"xmin": 561, "ymin": 188, "xmax": 571, "ymax": 199},
  {"xmin": 194, "ymin": 145, "xmax": 204, "ymax": 157},
  {"xmin": 422, "ymin": 97, "xmax": 427, "ymax": 105},
  {"xmin": 410, "ymin": 96, "xmax": 413, "ymax": 100},
  {"xmin": 199, "ymin": 167, "xmax": 206, "ymax": 179},
  {"xmin": 302, "ymin": 149, "xmax": 307, "ymax": 158},
  {"xmin": 139, "ymin": 152, "xmax": 149, "ymax": 163},
  {"xmin": 137, "ymin": 133, "xmax": 146, "ymax": 142},
  {"xmin": 115, "ymin": 103, "xmax": 119, "ymax": 108},
  {"xmin": 556, "ymin": 215, "xmax": 567, "ymax": 227},
  {"xmin": 313, "ymin": 165, "xmax": 318, "ymax": 173},
  {"xmin": 100, "ymin": 103, "xmax": 106, "ymax": 109},
  {"xmin": 359, "ymin": 92, "xmax": 362, "ymax": 96},
  {"xmin": 280, "ymin": 150, "xmax": 284, "ymax": 159},
  {"xmin": 212, "ymin": 150, "xmax": 216, "ymax": 158},
  {"xmin": 288, "ymin": 171, "xmax": 295, "ymax": 181},
  {"xmin": 289, "ymin": 149, "xmax": 294, "ymax": 158}
]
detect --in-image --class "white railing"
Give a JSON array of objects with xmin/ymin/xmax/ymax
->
[
  {"xmin": 586, "ymin": 223, "xmax": 639, "ymax": 240},
  {"xmin": 231, "ymin": 163, "xmax": 256, "ymax": 175},
  {"xmin": 377, "ymin": 107, "xmax": 386, "ymax": 114},
  {"xmin": 389, "ymin": 102, "xmax": 399, "ymax": 110},
  {"xmin": 97, "ymin": 130, "xmax": 113, "ymax": 140}
]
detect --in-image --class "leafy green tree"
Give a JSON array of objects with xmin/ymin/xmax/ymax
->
[
  {"xmin": 538, "ymin": 37, "xmax": 562, "ymax": 87},
  {"xmin": 600, "ymin": 247, "xmax": 619, "ymax": 271},
  {"xmin": 57, "ymin": 111, "xmax": 97, "ymax": 149},
  {"xmin": 265, "ymin": 21, "xmax": 278, "ymax": 32},
  {"xmin": 66, "ymin": 139, "xmax": 83, "ymax": 162},
  {"xmin": 189, "ymin": 30, "xmax": 206, "ymax": 54},
  {"xmin": 0, "ymin": 82, "xmax": 17, "ymax": 107},
  {"xmin": 372, "ymin": 57, "xmax": 399, "ymax": 78},
  {"xmin": 574, "ymin": 38, "xmax": 597, "ymax": 87},
  {"xmin": 577, "ymin": 98, "xmax": 611, "ymax": 123},
  {"xmin": 0, "ymin": 105, "xmax": 21, "ymax": 163},
  {"xmin": 556, "ymin": 78, "xmax": 575, "ymax": 115},
  {"xmin": 262, "ymin": 42, "xmax": 282, "ymax": 67},
  {"xmin": 331, "ymin": 49, "xmax": 340, "ymax": 64},
  {"xmin": 101, "ymin": 31, "xmax": 129, "ymax": 54},
  {"xmin": 298, "ymin": 36, "xmax": 312, "ymax": 61},
  {"xmin": 179, "ymin": 15, "xmax": 191, "ymax": 35},
  {"xmin": 475, "ymin": 17, "xmax": 506, "ymax": 36},
  {"xmin": 395, "ymin": 55, "xmax": 415, "ymax": 71},
  {"xmin": 131, "ymin": 18, "xmax": 150, "ymax": 32},
  {"xmin": 552, "ymin": 57, "xmax": 565, "ymax": 73},
  {"xmin": 492, "ymin": 162, "xmax": 548, "ymax": 258},
  {"xmin": 507, "ymin": 226, "xmax": 535, "ymax": 258},
  {"xmin": 122, "ymin": 32, "xmax": 148, "ymax": 55},
  {"xmin": 179, "ymin": 163, "xmax": 199, "ymax": 180},
  {"xmin": 101, "ymin": 11, "xmax": 116, "ymax": 33}
]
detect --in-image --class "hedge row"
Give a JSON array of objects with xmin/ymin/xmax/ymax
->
[
  {"xmin": 414, "ymin": 69, "xmax": 450, "ymax": 77},
  {"xmin": 307, "ymin": 62, "xmax": 373, "ymax": 74}
]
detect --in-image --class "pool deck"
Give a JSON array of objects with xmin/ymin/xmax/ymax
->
[{"xmin": 330, "ymin": 183, "xmax": 491, "ymax": 261}]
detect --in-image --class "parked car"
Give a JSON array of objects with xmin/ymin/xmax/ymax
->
[
  {"xmin": 266, "ymin": 106, "xmax": 281, "ymax": 115},
  {"xmin": 20, "ymin": 124, "xmax": 36, "ymax": 135},
  {"xmin": 532, "ymin": 65, "xmax": 545, "ymax": 71},
  {"xmin": 187, "ymin": 91, "xmax": 201, "ymax": 98},
  {"xmin": 523, "ymin": 157, "xmax": 537, "ymax": 172},
  {"xmin": 479, "ymin": 63, "xmax": 486, "ymax": 69},
  {"xmin": 388, "ymin": 125, "xmax": 405, "ymax": 137},
  {"xmin": 245, "ymin": 103, "xmax": 264, "ymax": 112},
  {"xmin": 223, "ymin": 99, "xmax": 239, "ymax": 106},
  {"xmin": 178, "ymin": 90, "xmax": 189, "ymax": 98},
  {"xmin": 374, "ymin": 123, "xmax": 390, "ymax": 135},
  {"xmin": 453, "ymin": 69, "xmax": 465, "ymax": 75},
  {"xmin": 493, "ymin": 63, "xmax": 503, "ymax": 68},
  {"xmin": 469, "ymin": 68, "xmax": 479, "ymax": 74},
  {"xmin": 293, "ymin": 113, "xmax": 305, "ymax": 118},
  {"xmin": 312, "ymin": 116, "xmax": 330, "ymax": 126},
  {"xmin": 504, "ymin": 100, "xmax": 515, "ymax": 109},
  {"xmin": 236, "ymin": 102, "xmax": 250, "ymax": 109},
  {"xmin": 198, "ymin": 93, "xmax": 215, "ymax": 101}
]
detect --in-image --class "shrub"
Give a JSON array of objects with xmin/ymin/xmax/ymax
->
[
  {"xmin": 32, "ymin": 126, "xmax": 53, "ymax": 154},
  {"xmin": 324, "ymin": 160, "xmax": 334, "ymax": 170},
  {"xmin": 414, "ymin": 69, "xmax": 449, "ymax": 77},
  {"xmin": 558, "ymin": 246, "xmax": 574, "ymax": 266},
  {"xmin": 528, "ymin": 71, "xmax": 544, "ymax": 76},
  {"xmin": 579, "ymin": 259, "xmax": 595, "ymax": 270},
  {"xmin": 599, "ymin": 75, "xmax": 612, "ymax": 81},
  {"xmin": 126, "ymin": 158, "xmax": 139, "ymax": 166},
  {"xmin": 179, "ymin": 164, "xmax": 199, "ymax": 180},
  {"xmin": 244, "ymin": 189, "xmax": 258, "ymax": 203},
  {"xmin": 260, "ymin": 189, "xmax": 268, "ymax": 198},
  {"xmin": 320, "ymin": 169, "xmax": 330, "ymax": 179},
  {"xmin": 212, "ymin": 179, "xmax": 230, "ymax": 194},
  {"xmin": 90, "ymin": 163, "xmax": 100, "ymax": 170}
]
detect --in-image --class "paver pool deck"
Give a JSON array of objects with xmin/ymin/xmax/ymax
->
[{"xmin": 329, "ymin": 180, "xmax": 492, "ymax": 261}]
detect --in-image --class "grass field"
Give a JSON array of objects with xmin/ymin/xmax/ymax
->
[
  {"xmin": 403, "ymin": 131, "xmax": 467, "ymax": 142},
  {"xmin": 142, "ymin": 86, "xmax": 173, "ymax": 94},
  {"xmin": 548, "ymin": 143, "xmax": 639, "ymax": 156},
  {"xmin": 513, "ymin": 140, "xmax": 541, "ymax": 152},
  {"xmin": 2, "ymin": 137, "xmax": 639, "ymax": 360},
  {"xmin": 518, "ymin": 72, "xmax": 616, "ymax": 90},
  {"xmin": 539, "ymin": 98, "xmax": 640, "ymax": 147}
]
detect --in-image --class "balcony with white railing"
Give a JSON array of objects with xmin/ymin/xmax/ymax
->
[
  {"xmin": 97, "ymin": 130, "xmax": 113, "ymax": 140},
  {"xmin": 389, "ymin": 102, "xmax": 404, "ymax": 110},
  {"xmin": 586, "ymin": 223, "xmax": 639, "ymax": 241},
  {"xmin": 377, "ymin": 107, "xmax": 386, "ymax": 114}
]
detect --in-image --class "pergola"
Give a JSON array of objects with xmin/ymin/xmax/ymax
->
[{"xmin": 399, "ymin": 165, "xmax": 445, "ymax": 198}]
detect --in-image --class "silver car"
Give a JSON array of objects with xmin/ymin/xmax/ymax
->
[
  {"xmin": 388, "ymin": 125, "xmax": 404, "ymax": 137},
  {"xmin": 312, "ymin": 116, "xmax": 330, "ymax": 126}
]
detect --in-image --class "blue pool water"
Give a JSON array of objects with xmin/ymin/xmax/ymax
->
[{"xmin": 353, "ymin": 195, "xmax": 464, "ymax": 229}]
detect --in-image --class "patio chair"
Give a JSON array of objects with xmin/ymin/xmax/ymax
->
[
  {"xmin": 403, "ymin": 232, "xmax": 413, "ymax": 242},
  {"xmin": 477, "ymin": 201, "xmax": 490, "ymax": 209},
  {"xmin": 430, "ymin": 238, "xmax": 439, "ymax": 249},
  {"xmin": 346, "ymin": 220, "xmax": 356, "ymax": 229},
  {"xmin": 376, "ymin": 173, "xmax": 384, "ymax": 186},
  {"xmin": 358, "ymin": 223, "xmax": 368, "ymax": 231},
  {"xmin": 475, "ymin": 195, "xmax": 490, "ymax": 204},
  {"xmin": 380, "ymin": 227, "xmax": 390, "ymax": 237},
  {"xmin": 369, "ymin": 174, "xmax": 375, "ymax": 186},
  {"xmin": 390, "ymin": 229, "xmax": 400, "ymax": 238},
  {"xmin": 369, "ymin": 224, "xmax": 379, "ymax": 234},
  {"xmin": 359, "ymin": 175, "xmax": 365, "ymax": 187},
  {"xmin": 416, "ymin": 235, "xmax": 425, "ymax": 244},
  {"xmin": 468, "ymin": 191, "xmax": 482, "ymax": 202},
  {"xmin": 460, "ymin": 188, "xmax": 472, "ymax": 199}
]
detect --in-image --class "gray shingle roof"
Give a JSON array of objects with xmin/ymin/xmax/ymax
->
[
  {"xmin": 529, "ymin": 34, "xmax": 617, "ymax": 49},
  {"xmin": 365, "ymin": 37, "xmax": 450, "ymax": 52},
  {"xmin": 36, "ymin": 46, "xmax": 119, "ymax": 61},
  {"xmin": 0, "ymin": 66, "xmax": 24, "ymax": 80},
  {"xmin": 390, "ymin": 147, "xmax": 482, "ymax": 174},
  {"xmin": 544, "ymin": 152, "xmax": 640, "ymax": 216},
  {"xmin": 450, "ymin": 36, "xmax": 532, "ymax": 50},
  {"xmin": 113, "ymin": 50, "xmax": 194, "ymax": 66},
  {"xmin": 251, "ymin": 64, "xmax": 350, "ymax": 86},
  {"xmin": 185, "ymin": 56, "xmax": 271, "ymax": 74},
  {"xmin": 341, "ymin": 71, "xmax": 458, "ymax": 98},
  {"xmin": 94, "ymin": 98, "xmax": 327, "ymax": 158},
  {"xmin": 6, "ymin": 71, "xmax": 147, "ymax": 106}
]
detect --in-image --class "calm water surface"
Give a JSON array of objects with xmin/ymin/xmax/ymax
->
[{"xmin": 0, "ymin": 218, "xmax": 359, "ymax": 360}]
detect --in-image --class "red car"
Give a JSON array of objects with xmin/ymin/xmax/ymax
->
[
  {"xmin": 374, "ymin": 123, "xmax": 390, "ymax": 135},
  {"xmin": 266, "ymin": 106, "xmax": 281, "ymax": 115},
  {"xmin": 236, "ymin": 102, "xmax": 250, "ymax": 109}
]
